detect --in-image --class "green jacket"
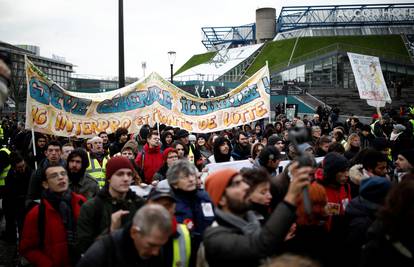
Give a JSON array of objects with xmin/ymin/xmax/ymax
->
[{"xmin": 76, "ymin": 187, "xmax": 145, "ymax": 254}]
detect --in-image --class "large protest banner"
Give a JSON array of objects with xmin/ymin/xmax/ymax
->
[
  {"xmin": 347, "ymin": 52, "xmax": 391, "ymax": 107},
  {"xmin": 25, "ymin": 58, "xmax": 270, "ymax": 137}
]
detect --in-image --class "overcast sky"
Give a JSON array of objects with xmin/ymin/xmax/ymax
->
[{"xmin": 1, "ymin": 0, "xmax": 411, "ymax": 79}]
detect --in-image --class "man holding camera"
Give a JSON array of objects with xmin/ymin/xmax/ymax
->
[{"xmin": 202, "ymin": 164, "xmax": 311, "ymax": 267}]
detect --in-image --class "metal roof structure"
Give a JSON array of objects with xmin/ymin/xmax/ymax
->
[{"xmin": 277, "ymin": 3, "xmax": 414, "ymax": 33}]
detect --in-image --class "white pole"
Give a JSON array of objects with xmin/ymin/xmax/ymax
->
[
  {"xmin": 31, "ymin": 128, "xmax": 38, "ymax": 170},
  {"xmin": 157, "ymin": 121, "xmax": 160, "ymax": 135}
]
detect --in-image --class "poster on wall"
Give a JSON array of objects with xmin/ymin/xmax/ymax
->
[
  {"xmin": 347, "ymin": 52, "xmax": 391, "ymax": 107},
  {"xmin": 25, "ymin": 57, "xmax": 270, "ymax": 137}
]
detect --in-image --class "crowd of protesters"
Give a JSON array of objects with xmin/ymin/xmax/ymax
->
[{"xmin": 0, "ymin": 104, "xmax": 413, "ymax": 267}]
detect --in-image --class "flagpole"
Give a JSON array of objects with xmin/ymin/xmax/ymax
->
[
  {"xmin": 265, "ymin": 60, "xmax": 271, "ymax": 125},
  {"xmin": 31, "ymin": 128, "xmax": 38, "ymax": 170}
]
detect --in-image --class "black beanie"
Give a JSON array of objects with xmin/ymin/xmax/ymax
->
[
  {"xmin": 323, "ymin": 152, "xmax": 349, "ymax": 183},
  {"xmin": 399, "ymin": 149, "xmax": 414, "ymax": 167}
]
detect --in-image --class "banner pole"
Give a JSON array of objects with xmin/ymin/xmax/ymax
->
[
  {"xmin": 265, "ymin": 60, "xmax": 271, "ymax": 125},
  {"xmin": 157, "ymin": 121, "xmax": 160, "ymax": 135},
  {"xmin": 31, "ymin": 128, "xmax": 38, "ymax": 170}
]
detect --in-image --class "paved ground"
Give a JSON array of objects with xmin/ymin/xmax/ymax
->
[{"xmin": 0, "ymin": 214, "xmax": 19, "ymax": 267}]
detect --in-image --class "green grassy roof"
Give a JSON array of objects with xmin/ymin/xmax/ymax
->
[
  {"xmin": 245, "ymin": 35, "xmax": 410, "ymax": 77},
  {"xmin": 175, "ymin": 51, "xmax": 216, "ymax": 75}
]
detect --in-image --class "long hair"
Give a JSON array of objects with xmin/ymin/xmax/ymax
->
[
  {"xmin": 213, "ymin": 137, "xmax": 232, "ymax": 163},
  {"xmin": 296, "ymin": 183, "xmax": 328, "ymax": 226},
  {"xmin": 344, "ymin": 133, "xmax": 360, "ymax": 151}
]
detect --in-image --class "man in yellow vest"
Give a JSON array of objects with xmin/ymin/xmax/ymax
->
[
  {"xmin": 147, "ymin": 185, "xmax": 191, "ymax": 267},
  {"xmin": 0, "ymin": 146, "xmax": 11, "ymax": 226},
  {"xmin": 86, "ymin": 136, "xmax": 109, "ymax": 188},
  {"xmin": 0, "ymin": 123, "xmax": 5, "ymax": 147}
]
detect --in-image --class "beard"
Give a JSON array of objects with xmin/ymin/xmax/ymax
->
[{"xmin": 226, "ymin": 194, "xmax": 251, "ymax": 216}]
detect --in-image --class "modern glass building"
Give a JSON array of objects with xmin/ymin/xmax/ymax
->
[{"xmin": 271, "ymin": 53, "xmax": 414, "ymax": 89}]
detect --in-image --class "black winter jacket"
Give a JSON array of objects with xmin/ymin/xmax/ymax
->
[{"xmin": 203, "ymin": 201, "xmax": 296, "ymax": 267}]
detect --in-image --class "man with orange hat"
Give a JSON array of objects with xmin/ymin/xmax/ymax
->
[{"xmin": 202, "ymin": 163, "xmax": 311, "ymax": 267}]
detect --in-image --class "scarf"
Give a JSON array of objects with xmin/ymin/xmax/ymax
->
[
  {"xmin": 42, "ymin": 189, "xmax": 78, "ymax": 263},
  {"xmin": 215, "ymin": 208, "xmax": 261, "ymax": 235}
]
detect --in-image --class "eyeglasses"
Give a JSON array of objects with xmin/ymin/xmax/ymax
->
[
  {"xmin": 167, "ymin": 155, "xmax": 178, "ymax": 159},
  {"xmin": 46, "ymin": 170, "xmax": 67, "ymax": 180}
]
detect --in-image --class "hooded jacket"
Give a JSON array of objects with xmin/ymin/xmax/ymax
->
[{"xmin": 135, "ymin": 143, "xmax": 163, "ymax": 183}]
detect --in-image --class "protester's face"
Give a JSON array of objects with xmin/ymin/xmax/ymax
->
[
  {"xmin": 68, "ymin": 155, "xmax": 82, "ymax": 173},
  {"xmin": 180, "ymin": 136, "xmax": 189, "ymax": 145},
  {"xmin": 255, "ymin": 126, "xmax": 261, "ymax": 133},
  {"xmin": 165, "ymin": 135, "xmax": 173, "ymax": 145},
  {"xmin": 238, "ymin": 134, "xmax": 249, "ymax": 147},
  {"xmin": 374, "ymin": 161, "xmax": 387, "ymax": 177},
  {"xmin": 361, "ymin": 130, "xmax": 369, "ymax": 137},
  {"xmin": 119, "ymin": 134, "xmax": 128, "ymax": 143},
  {"xmin": 255, "ymin": 145, "xmax": 264, "ymax": 157},
  {"xmin": 122, "ymin": 149, "xmax": 135, "ymax": 160},
  {"xmin": 175, "ymin": 144, "xmax": 185, "ymax": 158},
  {"xmin": 335, "ymin": 170, "xmax": 349, "ymax": 184},
  {"xmin": 166, "ymin": 152, "xmax": 178, "ymax": 167},
  {"xmin": 275, "ymin": 141, "xmax": 285, "ymax": 152},
  {"xmin": 320, "ymin": 143, "xmax": 330, "ymax": 153},
  {"xmin": 222, "ymin": 175, "xmax": 251, "ymax": 214},
  {"xmin": 351, "ymin": 136, "xmax": 360, "ymax": 147},
  {"xmin": 197, "ymin": 137, "xmax": 206, "ymax": 147},
  {"xmin": 312, "ymin": 128, "xmax": 321, "ymax": 138},
  {"xmin": 247, "ymin": 182, "xmax": 272, "ymax": 206},
  {"xmin": 92, "ymin": 139, "xmax": 103, "ymax": 153},
  {"xmin": 43, "ymin": 166, "xmax": 68, "ymax": 193},
  {"xmin": 149, "ymin": 198, "xmax": 176, "ymax": 217},
  {"xmin": 173, "ymin": 173, "xmax": 197, "ymax": 192},
  {"xmin": 131, "ymin": 227, "xmax": 170, "ymax": 259},
  {"xmin": 62, "ymin": 146, "xmax": 74, "ymax": 161},
  {"xmin": 314, "ymin": 115, "xmax": 320, "ymax": 122},
  {"xmin": 276, "ymin": 124, "xmax": 281, "ymax": 131},
  {"xmin": 219, "ymin": 142, "xmax": 230, "ymax": 155},
  {"xmin": 15, "ymin": 160, "xmax": 26, "ymax": 173},
  {"xmin": 99, "ymin": 133, "xmax": 108, "ymax": 144},
  {"xmin": 396, "ymin": 155, "xmax": 413, "ymax": 172},
  {"xmin": 37, "ymin": 138, "xmax": 47, "ymax": 148},
  {"xmin": 45, "ymin": 145, "xmax": 61, "ymax": 163},
  {"xmin": 148, "ymin": 135, "xmax": 160, "ymax": 147},
  {"xmin": 109, "ymin": 168, "xmax": 133, "ymax": 193}
]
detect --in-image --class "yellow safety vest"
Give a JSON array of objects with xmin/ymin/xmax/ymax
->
[
  {"xmin": 0, "ymin": 148, "xmax": 11, "ymax": 186},
  {"xmin": 0, "ymin": 126, "xmax": 4, "ymax": 140},
  {"xmin": 173, "ymin": 224, "xmax": 191, "ymax": 267},
  {"xmin": 86, "ymin": 153, "xmax": 108, "ymax": 188},
  {"xmin": 410, "ymin": 119, "xmax": 414, "ymax": 136}
]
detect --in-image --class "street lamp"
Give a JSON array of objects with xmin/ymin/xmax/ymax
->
[
  {"xmin": 141, "ymin": 61, "xmax": 147, "ymax": 78},
  {"xmin": 168, "ymin": 51, "xmax": 176, "ymax": 84}
]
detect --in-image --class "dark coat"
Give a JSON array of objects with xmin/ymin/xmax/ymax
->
[
  {"xmin": 69, "ymin": 173, "xmax": 99, "ymax": 199},
  {"xmin": 77, "ymin": 225, "xmax": 166, "ymax": 267},
  {"xmin": 20, "ymin": 192, "xmax": 86, "ymax": 267},
  {"xmin": 345, "ymin": 196, "xmax": 380, "ymax": 266},
  {"xmin": 231, "ymin": 144, "xmax": 251, "ymax": 161},
  {"xmin": 282, "ymin": 225, "xmax": 333, "ymax": 267},
  {"xmin": 76, "ymin": 188, "xmax": 145, "ymax": 254},
  {"xmin": 360, "ymin": 221, "xmax": 414, "ymax": 267},
  {"xmin": 203, "ymin": 202, "xmax": 296, "ymax": 267}
]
